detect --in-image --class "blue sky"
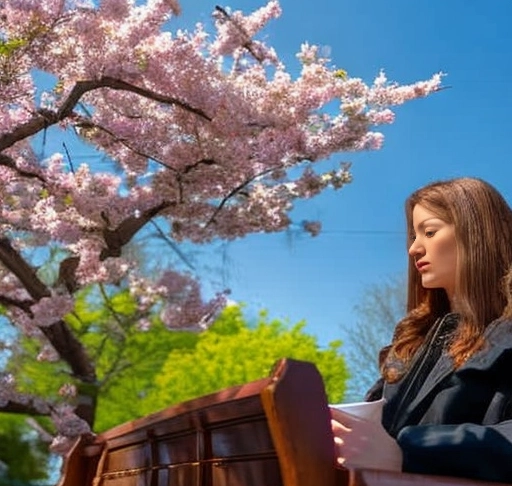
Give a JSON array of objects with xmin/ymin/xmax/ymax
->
[
  {"xmin": 31, "ymin": 0, "xmax": 512, "ymax": 351},
  {"xmin": 165, "ymin": 0, "xmax": 512, "ymax": 347}
]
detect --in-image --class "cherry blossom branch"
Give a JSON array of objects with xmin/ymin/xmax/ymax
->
[
  {"xmin": 100, "ymin": 200, "xmax": 172, "ymax": 260},
  {"xmin": 0, "ymin": 238, "xmax": 96, "ymax": 384},
  {"xmin": 0, "ymin": 153, "xmax": 45, "ymax": 181},
  {"xmin": 73, "ymin": 117, "xmax": 181, "ymax": 173},
  {"xmin": 0, "ymin": 77, "xmax": 211, "ymax": 152},
  {"xmin": 95, "ymin": 77, "xmax": 212, "ymax": 121},
  {"xmin": 0, "ymin": 238, "xmax": 51, "ymax": 299},
  {"xmin": 72, "ymin": 117, "xmax": 216, "ymax": 205},
  {"xmin": 205, "ymin": 165, "xmax": 283, "ymax": 226},
  {"xmin": 0, "ymin": 399, "xmax": 48, "ymax": 416},
  {"xmin": 214, "ymin": 6, "xmax": 266, "ymax": 63}
]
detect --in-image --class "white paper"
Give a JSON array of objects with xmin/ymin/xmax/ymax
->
[{"xmin": 329, "ymin": 398, "xmax": 385, "ymax": 422}]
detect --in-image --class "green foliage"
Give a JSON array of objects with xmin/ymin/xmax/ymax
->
[
  {"xmin": 0, "ymin": 414, "xmax": 50, "ymax": 484},
  {"xmin": 6, "ymin": 285, "xmax": 199, "ymax": 433},
  {"xmin": 0, "ymin": 38, "xmax": 28, "ymax": 57},
  {"xmin": 93, "ymin": 322, "xmax": 198, "ymax": 432},
  {"xmin": 139, "ymin": 305, "xmax": 348, "ymax": 415},
  {"xmin": 5, "ymin": 338, "xmax": 65, "ymax": 405}
]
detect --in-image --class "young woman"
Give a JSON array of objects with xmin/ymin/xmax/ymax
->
[{"xmin": 332, "ymin": 177, "xmax": 512, "ymax": 482}]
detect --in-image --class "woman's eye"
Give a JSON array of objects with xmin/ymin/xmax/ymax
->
[{"xmin": 425, "ymin": 230, "xmax": 436, "ymax": 238}]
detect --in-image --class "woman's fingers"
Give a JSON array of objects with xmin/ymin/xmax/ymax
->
[
  {"xmin": 331, "ymin": 418, "xmax": 351, "ymax": 433},
  {"xmin": 331, "ymin": 409, "xmax": 362, "ymax": 428},
  {"xmin": 332, "ymin": 419, "xmax": 352, "ymax": 466},
  {"xmin": 333, "ymin": 435, "xmax": 346, "ymax": 466},
  {"xmin": 331, "ymin": 413, "xmax": 402, "ymax": 471}
]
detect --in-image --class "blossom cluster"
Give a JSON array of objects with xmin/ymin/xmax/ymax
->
[{"xmin": 130, "ymin": 271, "xmax": 227, "ymax": 330}]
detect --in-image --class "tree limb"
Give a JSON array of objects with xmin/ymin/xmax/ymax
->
[
  {"xmin": 39, "ymin": 320, "xmax": 96, "ymax": 383},
  {"xmin": 205, "ymin": 166, "xmax": 278, "ymax": 227},
  {"xmin": 0, "ymin": 153, "xmax": 45, "ymax": 182},
  {"xmin": 214, "ymin": 6, "xmax": 266, "ymax": 63},
  {"xmin": 0, "ymin": 238, "xmax": 96, "ymax": 384},
  {"xmin": 0, "ymin": 400, "xmax": 49, "ymax": 416},
  {"xmin": 0, "ymin": 295, "xmax": 33, "ymax": 314},
  {"xmin": 100, "ymin": 201, "xmax": 172, "ymax": 260},
  {"xmin": 0, "ymin": 237, "xmax": 51, "ymax": 300},
  {"xmin": 0, "ymin": 77, "xmax": 211, "ymax": 152}
]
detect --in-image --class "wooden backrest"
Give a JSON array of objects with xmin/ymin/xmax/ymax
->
[{"xmin": 57, "ymin": 358, "xmax": 338, "ymax": 486}]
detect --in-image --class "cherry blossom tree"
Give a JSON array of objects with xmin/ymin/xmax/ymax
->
[{"xmin": 0, "ymin": 0, "xmax": 442, "ymax": 452}]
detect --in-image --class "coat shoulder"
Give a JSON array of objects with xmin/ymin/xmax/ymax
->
[{"xmin": 462, "ymin": 318, "xmax": 512, "ymax": 372}]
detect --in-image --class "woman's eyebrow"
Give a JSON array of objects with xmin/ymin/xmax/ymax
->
[{"xmin": 415, "ymin": 218, "xmax": 441, "ymax": 230}]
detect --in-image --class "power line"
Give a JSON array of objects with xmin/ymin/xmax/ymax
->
[{"xmin": 319, "ymin": 229, "xmax": 404, "ymax": 235}]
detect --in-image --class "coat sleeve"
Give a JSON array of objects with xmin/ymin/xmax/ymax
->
[{"xmin": 397, "ymin": 420, "xmax": 512, "ymax": 482}]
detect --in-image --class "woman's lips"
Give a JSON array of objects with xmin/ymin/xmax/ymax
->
[{"xmin": 416, "ymin": 261, "xmax": 430, "ymax": 271}]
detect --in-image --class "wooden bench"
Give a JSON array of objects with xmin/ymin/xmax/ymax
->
[
  {"xmin": 57, "ymin": 358, "xmax": 339, "ymax": 486},
  {"xmin": 57, "ymin": 358, "xmax": 511, "ymax": 486}
]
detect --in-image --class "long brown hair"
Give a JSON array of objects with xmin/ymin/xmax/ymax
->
[{"xmin": 383, "ymin": 178, "xmax": 512, "ymax": 382}]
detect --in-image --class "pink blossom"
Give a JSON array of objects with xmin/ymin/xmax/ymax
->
[
  {"xmin": 58, "ymin": 383, "xmax": 77, "ymax": 398},
  {"xmin": 37, "ymin": 344, "xmax": 60, "ymax": 362},
  {"xmin": 136, "ymin": 318, "xmax": 152, "ymax": 331},
  {"xmin": 368, "ymin": 109, "xmax": 395, "ymax": 125},
  {"xmin": 356, "ymin": 132, "xmax": 385, "ymax": 151},
  {"xmin": 29, "ymin": 295, "xmax": 75, "ymax": 327}
]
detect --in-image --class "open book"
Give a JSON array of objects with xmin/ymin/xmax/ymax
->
[{"xmin": 329, "ymin": 398, "xmax": 385, "ymax": 423}]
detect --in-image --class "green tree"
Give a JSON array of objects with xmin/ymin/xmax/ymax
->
[
  {"xmin": 5, "ymin": 286, "xmax": 200, "ymax": 433},
  {"xmin": 93, "ymin": 321, "xmax": 198, "ymax": 432},
  {"xmin": 0, "ymin": 415, "xmax": 51, "ymax": 485},
  {"xmin": 139, "ymin": 305, "xmax": 348, "ymax": 415}
]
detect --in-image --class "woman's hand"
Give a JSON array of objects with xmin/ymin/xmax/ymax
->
[{"xmin": 331, "ymin": 408, "xmax": 403, "ymax": 472}]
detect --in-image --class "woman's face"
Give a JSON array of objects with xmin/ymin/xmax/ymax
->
[{"xmin": 408, "ymin": 204, "xmax": 458, "ymax": 301}]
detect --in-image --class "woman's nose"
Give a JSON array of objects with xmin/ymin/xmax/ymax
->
[{"xmin": 408, "ymin": 238, "xmax": 424, "ymax": 257}]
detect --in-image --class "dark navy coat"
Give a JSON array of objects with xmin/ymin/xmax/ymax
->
[{"xmin": 368, "ymin": 315, "xmax": 512, "ymax": 483}]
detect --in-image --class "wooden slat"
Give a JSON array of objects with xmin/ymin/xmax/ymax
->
[
  {"xmin": 94, "ymin": 377, "xmax": 272, "ymax": 443},
  {"xmin": 261, "ymin": 359, "xmax": 338, "ymax": 486},
  {"xmin": 57, "ymin": 435, "xmax": 100, "ymax": 486}
]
